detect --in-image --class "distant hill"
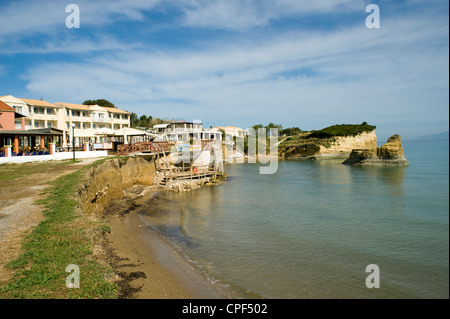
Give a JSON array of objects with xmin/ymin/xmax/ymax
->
[{"xmin": 410, "ymin": 131, "xmax": 449, "ymax": 141}]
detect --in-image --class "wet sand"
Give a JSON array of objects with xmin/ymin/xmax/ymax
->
[{"xmin": 105, "ymin": 210, "xmax": 226, "ymax": 299}]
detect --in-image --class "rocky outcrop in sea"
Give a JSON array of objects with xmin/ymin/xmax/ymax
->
[{"xmin": 342, "ymin": 134, "xmax": 409, "ymax": 166}]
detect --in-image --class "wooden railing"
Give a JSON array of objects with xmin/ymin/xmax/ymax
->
[{"xmin": 116, "ymin": 141, "xmax": 170, "ymax": 156}]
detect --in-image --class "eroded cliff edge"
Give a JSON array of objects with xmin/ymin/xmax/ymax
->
[{"xmin": 78, "ymin": 156, "xmax": 157, "ymax": 217}]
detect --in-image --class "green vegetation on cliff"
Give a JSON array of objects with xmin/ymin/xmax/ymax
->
[{"xmin": 306, "ymin": 123, "xmax": 376, "ymax": 139}]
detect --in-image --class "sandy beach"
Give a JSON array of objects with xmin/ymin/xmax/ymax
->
[{"xmin": 104, "ymin": 206, "xmax": 226, "ymax": 299}]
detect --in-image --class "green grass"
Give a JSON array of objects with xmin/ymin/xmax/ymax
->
[
  {"xmin": 0, "ymin": 160, "xmax": 78, "ymax": 182},
  {"xmin": 0, "ymin": 160, "xmax": 119, "ymax": 299}
]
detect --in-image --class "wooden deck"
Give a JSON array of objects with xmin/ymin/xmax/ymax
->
[{"xmin": 156, "ymin": 165, "xmax": 217, "ymax": 185}]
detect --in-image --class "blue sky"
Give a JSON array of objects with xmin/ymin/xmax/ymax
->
[{"xmin": 0, "ymin": 0, "xmax": 448, "ymax": 140}]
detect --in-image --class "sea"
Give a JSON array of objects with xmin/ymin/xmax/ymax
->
[{"xmin": 137, "ymin": 139, "xmax": 449, "ymax": 299}]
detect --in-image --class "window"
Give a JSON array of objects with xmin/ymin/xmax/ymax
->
[
  {"xmin": 34, "ymin": 120, "xmax": 44, "ymax": 128},
  {"xmin": 34, "ymin": 107, "xmax": 44, "ymax": 114}
]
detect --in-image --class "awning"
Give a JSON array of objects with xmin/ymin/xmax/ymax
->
[{"xmin": 0, "ymin": 128, "xmax": 64, "ymax": 136}]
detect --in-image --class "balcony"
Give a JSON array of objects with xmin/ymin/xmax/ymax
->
[
  {"xmin": 166, "ymin": 127, "xmax": 202, "ymax": 133},
  {"xmin": 92, "ymin": 116, "xmax": 111, "ymax": 123}
]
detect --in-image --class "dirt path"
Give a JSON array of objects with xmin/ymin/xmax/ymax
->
[{"xmin": 0, "ymin": 157, "xmax": 105, "ymax": 282}]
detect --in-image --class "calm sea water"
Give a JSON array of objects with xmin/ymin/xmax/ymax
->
[{"xmin": 138, "ymin": 140, "xmax": 449, "ymax": 298}]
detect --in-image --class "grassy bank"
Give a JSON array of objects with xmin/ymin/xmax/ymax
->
[{"xmin": 0, "ymin": 159, "xmax": 119, "ymax": 299}]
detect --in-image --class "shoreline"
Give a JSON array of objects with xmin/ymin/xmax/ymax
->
[{"xmin": 104, "ymin": 190, "xmax": 228, "ymax": 299}]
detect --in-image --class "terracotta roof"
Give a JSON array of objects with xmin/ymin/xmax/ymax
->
[
  {"xmin": 19, "ymin": 98, "xmax": 59, "ymax": 108},
  {"xmin": 0, "ymin": 100, "xmax": 15, "ymax": 112},
  {"xmin": 55, "ymin": 102, "xmax": 93, "ymax": 111},
  {"xmin": 101, "ymin": 106, "xmax": 130, "ymax": 114}
]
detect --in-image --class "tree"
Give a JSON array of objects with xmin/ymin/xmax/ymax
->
[
  {"xmin": 251, "ymin": 124, "xmax": 264, "ymax": 132},
  {"xmin": 82, "ymin": 99, "xmax": 116, "ymax": 108},
  {"xmin": 280, "ymin": 127, "xmax": 302, "ymax": 136},
  {"xmin": 265, "ymin": 122, "xmax": 283, "ymax": 132},
  {"xmin": 130, "ymin": 112, "xmax": 139, "ymax": 127}
]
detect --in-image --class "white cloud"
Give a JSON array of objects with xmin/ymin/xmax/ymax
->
[
  {"xmin": 179, "ymin": 0, "xmax": 365, "ymax": 30},
  {"xmin": 0, "ymin": 0, "xmax": 366, "ymax": 40},
  {"xmin": 0, "ymin": 0, "xmax": 162, "ymax": 38},
  {"xmin": 1, "ymin": 34, "xmax": 142, "ymax": 55}
]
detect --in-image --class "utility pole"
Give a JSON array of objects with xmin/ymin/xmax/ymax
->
[{"xmin": 72, "ymin": 123, "xmax": 76, "ymax": 162}]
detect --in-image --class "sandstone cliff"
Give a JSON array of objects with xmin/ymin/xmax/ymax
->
[
  {"xmin": 79, "ymin": 156, "xmax": 156, "ymax": 217},
  {"xmin": 316, "ymin": 130, "xmax": 378, "ymax": 158},
  {"xmin": 342, "ymin": 134, "xmax": 409, "ymax": 166},
  {"xmin": 279, "ymin": 130, "xmax": 378, "ymax": 159}
]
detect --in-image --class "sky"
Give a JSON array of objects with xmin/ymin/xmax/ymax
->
[{"xmin": 0, "ymin": 0, "xmax": 448, "ymax": 141}]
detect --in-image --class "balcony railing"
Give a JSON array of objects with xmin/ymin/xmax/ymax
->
[
  {"xmin": 166, "ymin": 127, "xmax": 202, "ymax": 133},
  {"xmin": 92, "ymin": 117, "xmax": 111, "ymax": 123}
]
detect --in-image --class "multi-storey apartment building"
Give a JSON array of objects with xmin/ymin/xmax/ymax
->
[
  {"xmin": 55, "ymin": 102, "xmax": 130, "ymax": 146},
  {"xmin": 0, "ymin": 95, "xmax": 131, "ymax": 148}
]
